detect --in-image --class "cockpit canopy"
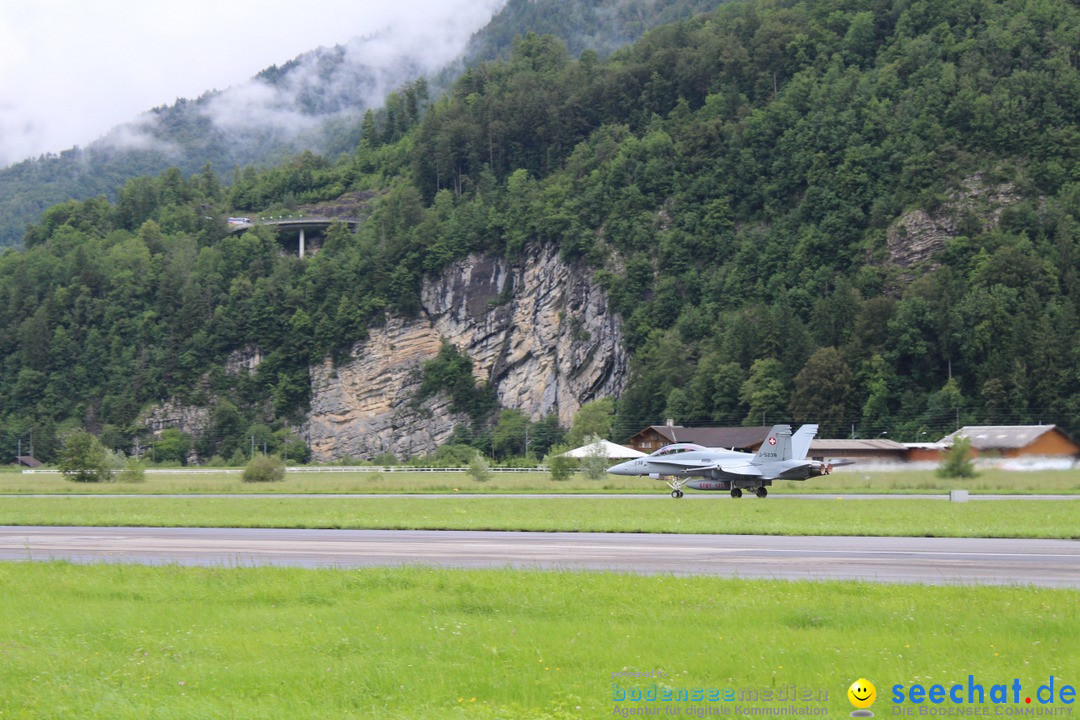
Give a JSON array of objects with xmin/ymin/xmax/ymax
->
[{"xmin": 649, "ymin": 443, "xmax": 707, "ymax": 457}]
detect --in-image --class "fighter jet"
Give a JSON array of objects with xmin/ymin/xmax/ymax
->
[{"xmin": 607, "ymin": 424, "xmax": 840, "ymax": 498}]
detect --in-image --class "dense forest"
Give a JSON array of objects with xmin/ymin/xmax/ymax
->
[
  {"xmin": 1, "ymin": 0, "xmax": 1077, "ymax": 462},
  {"xmin": 459, "ymin": 0, "xmax": 728, "ymax": 61}
]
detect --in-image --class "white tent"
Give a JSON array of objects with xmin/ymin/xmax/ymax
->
[{"xmin": 558, "ymin": 440, "xmax": 646, "ymax": 459}]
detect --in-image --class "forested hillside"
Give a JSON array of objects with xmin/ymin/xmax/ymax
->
[
  {"xmin": 2, "ymin": 0, "xmax": 1077, "ymax": 462},
  {"xmin": 460, "ymin": 0, "xmax": 726, "ymax": 61},
  {"xmin": 0, "ymin": 0, "xmax": 723, "ymax": 249}
]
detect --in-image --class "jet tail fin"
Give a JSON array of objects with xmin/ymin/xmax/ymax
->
[
  {"xmin": 752, "ymin": 425, "xmax": 792, "ymax": 465},
  {"xmin": 791, "ymin": 424, "xmax": 819, "ymax": 460}
]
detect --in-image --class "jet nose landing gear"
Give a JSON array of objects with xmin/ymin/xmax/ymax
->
[{"xmin": 664, "ymin": 477, "xmax": 687, "ymax": 499}]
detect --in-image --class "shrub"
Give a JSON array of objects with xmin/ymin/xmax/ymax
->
[
  {"xmin": 580, "ymin": 435, "xmax": 610, "ymax": 480},
  {"xmin": 58, "ymin": 430, "xmax": 112, "ymax": 483},
  {"xmin": 467, "ymin": 453, "xmax": 492, "ymax": 482},
  {"xmin": 370, "ymin": 452, "xmax": 399, "ymax": 466},
  {"xmin": 416, "ymin": 443, "xmax": 478, "ymax": 468},
  {"xmin": 117, "ymin": 457, "xmax": 147, "ymax": 483},
  {"xmin": 544, "ymin": 445, "xmax": 577, "ymax": 481},
  {"xmin": 937, "ymin": 436, "xmax": 977, "ymax": 479},
  {"xmin": 242, "ymin": 453, "xmax": 286, "ymax": 482},
  {"xmin": 153, "ymin": 428, "xmax": 192, "ymax": 465}
]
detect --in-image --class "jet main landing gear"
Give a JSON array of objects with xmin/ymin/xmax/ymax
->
[
  {"xmin": 730, "ymin": 488, "xmax": 742, "ymax": 499},
  {"xmin": 755, "ymin": 486, "xmax": 768, "ymax": 498}
]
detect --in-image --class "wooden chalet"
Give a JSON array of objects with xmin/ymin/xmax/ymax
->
[
  {"xmin": 940, "ymin": 425, "xmax": 1079, "ymax": 458},
  {"xmin": 626, "ymin": 425, "xmax": 772, "ymax": 453},
  {"xmin": 807, "ymin": 438, "xmax": 908, "ymax": 463}
]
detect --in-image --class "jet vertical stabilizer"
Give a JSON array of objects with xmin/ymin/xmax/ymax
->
[
  {"xmin": 751, "ymin": 425, "xmax": 792, "ymax": 465},
  {"xmin": 791, "ymin": 424, "xmax": 818, "ymax": 460}
]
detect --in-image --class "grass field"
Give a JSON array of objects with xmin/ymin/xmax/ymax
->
[
  {"xmin": 2, "ymin": 466, "xmax": 1079, "ymax": 495},
  {"xmin": 0, "ymin": 562, "xmax": 1075, "ymax": 719},
  {"xmin": 1, "ymin": 495, "xmax": 1077, "ymax": 538}
]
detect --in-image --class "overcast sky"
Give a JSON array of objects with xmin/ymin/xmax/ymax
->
[{"xmin": 0, "ymin": 0, "xmax": 505, "ymax": 167}]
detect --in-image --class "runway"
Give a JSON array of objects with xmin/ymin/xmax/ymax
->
[
  {"xmin": 9, "ymin": 492, "xmax": 1080, "ymax": 499},
  {"xmin": 1, "ymin": 526, "xmax": 1077, "ymax": 587}
]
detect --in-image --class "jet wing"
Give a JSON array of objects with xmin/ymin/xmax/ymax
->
[
  {"xmin": 643, "ymin": 456, "xmax": 728, "ymax": 473},
  {"xmin": 718, "ymin": 459, "xmax": 818, "ymax": 480},
  {"xmin": 711, "ymin": 462, "xmax": 763, "ymax": 477}
]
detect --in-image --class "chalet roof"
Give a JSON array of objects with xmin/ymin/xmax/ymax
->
[
  {"xmin": 941, "ymin": 425, "xmax": 1065, "ymax": 450},
  {"xmin": 809, "ymin": 439, "xmax": 907, "ymax": 452},
  {"xmin": 634, "ymin": 425, "xmax": 772, "ymax": 450},
  {"xmin": 14, "ymin": 455, "xmax": 42, "ymax": 468}
]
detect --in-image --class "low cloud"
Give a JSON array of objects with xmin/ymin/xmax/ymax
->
[
  {"xmin": 0, "ymin": 0, "xmax": 505, "ymax": 168},
  {"xmin": 96, "ymin": 1, "xmax": 506, "ymax": 162}
]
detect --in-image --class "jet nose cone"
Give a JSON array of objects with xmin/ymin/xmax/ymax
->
[{"xmin": 607, "ymin": 461, "xmax": 630, "ymax": 475}]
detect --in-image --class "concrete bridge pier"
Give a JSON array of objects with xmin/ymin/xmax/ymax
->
[{"xmin": 228, "ymin": 217, "xmax": 359, "ymax": 258}]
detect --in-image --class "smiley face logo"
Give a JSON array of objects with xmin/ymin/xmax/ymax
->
[{"xmin": 848, "ymin": 678, "xmax": 877, "ymax": 715}]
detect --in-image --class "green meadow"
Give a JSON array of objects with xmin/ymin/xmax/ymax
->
[
  {"xmin": 1, "ymin": 495, "xmax": 1077, "ymax": 538},
  {"xmin": 1, "ymin": 466, "xmax": 1078, "ymax": 495},
  {"xmin": 0, "ymin": 562, "xmax": 1075, "ymax": 719}
]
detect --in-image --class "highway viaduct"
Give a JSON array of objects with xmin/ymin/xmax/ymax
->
[{"xmin": 228, "ymin": 217, "xmax": 360, "ymax": 257}]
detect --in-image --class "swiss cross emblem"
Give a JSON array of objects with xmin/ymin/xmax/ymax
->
[{"xmin": 768, "ymin": 437, "xmax": 777, "ymax": 446}]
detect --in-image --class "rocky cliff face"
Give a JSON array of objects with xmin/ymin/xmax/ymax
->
[
  {"xmin": 305, "ymin": 317, "xmax": 470, "ymax": 461},
  {"xmin": 885, "ymin": 174, "xmax": 1021, "ymax": 273},
  {"xmin": 142, "ymin": 400, "xmax": 210, "ymax": 438},
  {"xmin": 305, "ymin": 244, "xmax": 628, "ymax": 461}
]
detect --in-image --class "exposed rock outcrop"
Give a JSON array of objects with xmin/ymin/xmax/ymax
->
[
  {"xmin": 305, "ymin": 244, "xmax": 628, "ymax": 460},
  {"xmin": 225, "ymin": 344, "xmax": 264, "ymax": 375},
  {"xmin": 306, "ymin": 318, "xmax": 470, "ymax": 461},
  {"xmin": 885, "ymin": 174, "xmax": 1021, "ymax": 272},
  {"xmin": 140, "ymin": 400, "xmax": 210, "ymax": 439}
]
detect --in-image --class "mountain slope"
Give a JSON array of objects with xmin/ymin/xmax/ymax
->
[
  {"xmin": 0, "ymin": 27, "xmax": 476, "ymax": 248},
  {"xmin": 0, "ymin": 0, "xmax": 730, "ymax": 248}
]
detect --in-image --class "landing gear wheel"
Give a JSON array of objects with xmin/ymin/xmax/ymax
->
[
  {"xmin": 671, "ymin": 489, "xmax": 684, "ymax": 499},
  {"xmin": 730, "ymin": 488, "xmax": 742, "ymax": 499},
  {"xmin": 755, "ymin": 486, "xmax": 768, "ymax": 498}
]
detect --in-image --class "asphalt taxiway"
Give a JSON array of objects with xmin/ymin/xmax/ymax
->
[{"xmin": 1, "ymin": 526, "xmax": 1076, "ymax": 587}]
